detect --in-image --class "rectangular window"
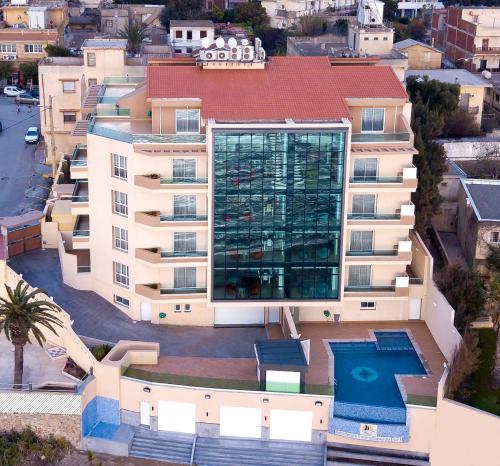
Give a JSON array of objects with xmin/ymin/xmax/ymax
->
[
  {"xmin": 87, "ymin": 52, "xmax": 96, "ymax": 66},
  {"xmin": 187, "ymin": 30, "xmax": 193, "ymax": 40},
  {"xmin": 361, "ymin": 301, "xmax": 376, "ymax": 310},
  {"xmin": 63, "ymin": 112, "xmax": 76, "ymax": 123},
  {"xmin": 24, "ymin": 44, "xmax": 44, "ymax": 53},
  {"xmin": 88, "ymin": 78, "xmax": 97, "ymax": 87},
  {"xmin": 114, "ymin": 262, "xmax": 129, "ymax": 287},
  {"xmin": 200, "ymin": 30, "xmax": 207, "ymax": 38},
  {"xmin": 174, "ymin": 267, "xmax": 196, "ymax": 289},
  {"xmin": 348, "ymin": 265, "xmax": 371, "ymax": 287},
  {"xmin": 112, "ymin": 153, "xmax": 127, "ymax": 180},
  {"xmin": 113, "ymin": 226, "xmax": 128, "ymax": 251},
  {"xmin": 174, "ymin": 232, "xmax": 196, "ymax": 252},
  {"xmin": 361, "ymin": 108, "xmax": 384, "ymax": 132},
  {"xmin": 175, "ymin": 30, "xmax": 182, "ymax": 39},
  {"xmin": 114, "ymin": 295, "xmax": 130, "ymax": 308},
  {"xmin": 172, "ymin": 159, "xmax": 196, "ymax": 180},
  {"xmin": 112, "ymin": 190, "xmax": 128, "ymax": 216},
  {"xmin": 184, "ymin": 304, "xmax": 191, "ymax": 312},
  {"xmin": 173, "ymin": 195, "xmax": 196, "ymax": 217},
  {"xmin": 353, "ymin": 158, "xmax": 377, "ymax": 179},
  {"xmin": 352, "ymin": 194, "xmax": 376, "ymax": 214},
  {"xmin": 62, "ymin": 81, "xmax": 76, "ymax": 93},
  {"xmin": 106, "ymin": 19, "xmax": 113, "ymax": 27},
  {"xmin": 176, "ymin": 109, "xmax": 200, "ymax": 133},
  {"xmin": 491, "ymin": 231, "xmax": 500, "ymax": 243},
  {"xmin": 0, "ymin": 44, "xmax": 16, "ymax": 53},
  {"xmin": 174, "ymin": 304, "xmax": 181, "ymax": 312},
  {"xmin": 350, "ymin": 231, "xmax": 373, "ymax": 252}
]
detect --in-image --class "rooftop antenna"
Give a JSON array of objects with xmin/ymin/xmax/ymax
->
[
  {"xmin": 201, "ymin": 37, "xmax": 212, "ymax": 49},
  {"xmin": 215, "ymin": 37, "xmax": 225, "ymax": 49},
  {"xmin": 227, "ymin": 37, "xmax": 237, "ymax": 48}
]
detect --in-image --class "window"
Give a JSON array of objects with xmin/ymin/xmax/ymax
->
[
  {"xmin": 352, "ymin": 194, "xmax": 376, "ymax": 214},
  {"xmin": 491, "ymin": 231, "xmax": 500, "ymax": 243},
  {"xmin": 353, "ymin": 158, "xmax": 377, "ymax": 179},
  {"xmin": 361, "ymin": 108, "xmax": 384, "ymax": 132},
  {"xmin": 0, "ymin": 44, "xmax": 16, "ymax": 53},
  {"xmin": 112, "ymin": 190, "xmax": 128, "ymax": 216},
  {"xmin": 114, "ymin": 262, "xmax": 129, "ymax": 287},
  {"xmin": 184, "ymin": 304, "xmax": 191, "ymax": 312},
  {"xmin": 114, "ymin": 295, "xmax": 130, "ymax": 308},
  {"xmin": 496, "ymin": 94, "xmax": 500, "ymax": 102},
  {"xmin": 364, "ymin": 37, "xmax": 369, "ymax": 41},
  {"xmin": 361, "ymin": 301, "xmax": 376, "ymax": 310},
  {"xmin": 348, "ymin": 265, "xmax": 371, "ymax": 287},
  {"xmin": 174, "ymin": 232, "xmax": 196, "ymax": 252},
  {"xmin": 187, "ymin": 30, "xmax": 193, "ymax": 40},
  {"xmin": 200, "ymin": 30, "xmax": 207, "ymax": 38},
  {"xmin": 174, "ymin": 304, "xmax": 181, "ymax": 312},
  {"xmin": 106, "ymin": 19, "xmax": 113, "ymax": 28},
  {"xmin": 63, "ymin": 112, "xmax": 76, "ymax": 123},
  {"xmin": 112, "ymin": 153, "xmax": 127, "ymax": 179},
  {"xmin": 176, "ymin": 109, "xmax": 200, "ymax": 133},
  {"xmin": 383, "ymin": 37, "xmax": 388, "ymax": 41},
  {"xmin": 173, "ymin": 159, "xmax": 196, "ymax": 180},
  {"xmin": 62, "ymin": 81, "xmax": 76, "ymax": 93},
  {"xmin": 24, "ymin": 44, "xmax": 43, "ymax": 53},
  {"xmin": 113, "ymin": 226, "xmax": 128, "ymax": 251},
  {"xmin": 173, "ymin": 195, "xmax": 196, "ymax": 217},
  {"xmin": 87, "ymin": 52, "xmax": 96, "ymax": 66},
  {"xmin": 175, "ymin": 30, "xmax": 182, "ymax": 39},
  {"xmin": 374, "ymin": 37, "xmax": 379, "ymax": 40},
  {"xmin": 88, "ymin": 78, "xmax": 97, "ymax": 87},
  {"xmin": 350, "ymin": 231, "xmax": 373, "ymax": 252},
  {"xmin": 174, "ymin": 267, "xmax": 196, "ymax": 289}
]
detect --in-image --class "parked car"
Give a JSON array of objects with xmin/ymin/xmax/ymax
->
[
  {"xmin": 30, "ymin": 87, "xmax": 39, "ymax": 98},
  {"xmin": 15, "ymin": 93, "xmax": 39, "ymax": 105},
  {"xmin": 3, "ymin": 86, "xmax": 23, "ymax": 97},
  {"xmin": 24, "ymin": 127, "xmax": 40, "ymax": 144}
]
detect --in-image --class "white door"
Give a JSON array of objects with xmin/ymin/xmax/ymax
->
[
  {"xmin": 158, "ymin": 401, "xmax": 196, "ymax": 434},
  {"xmin": 214, "ymin": 306, "xmax": 264, "ymax": 326},
  {"xmin": 270, "ymin": 409, "xmax": 312, "ymax": 442},
  {"xmin": 220, "ymin": 407, "xmax": 262, "ymax": 438},
  {"xmin": 409, "ymin": 298, "xmax": 421, "ymax": 320},
  {"xmin": 140, "ymin": 401, "xmax": 150, "ymax": 426},
  {"xmin": 268, "ymin": 306, "xmax": 280, "ymax": 323},
  {"xmin": 140, "ymin": 302, "xmax": 152, "ymax": 321}
]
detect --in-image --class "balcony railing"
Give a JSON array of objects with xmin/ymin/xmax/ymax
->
[
  {"xmin": 160, "ymin": 287, "xmax": 207, "ymax": 295},
  {"xmin": 161, "ymin": 250, "xmax": 208, "ymax": 258},
  {"xmin": 70, "ymin": 144, "xmax": 87, "ymax": 167},
  {"xmin": 103, "ymin": 76, "xmax": 145, "ymax": 84},
  {"xmin": 409, "ymin": 277, "xmax": 424, "ymax": 285},
  {"xmin": 349, "ymin": 176, "xmax": 403, "ymax": 183},
  {"xmin": 344, "ymin": 285, "xmax": 396, "ymax": 292},
  {"xmin": 351, "ymin": 132, "xmax": 410, "ymax": 143},
  {"xmin": 474, "ymin": 45, "xmax": 500, "ymax": 53},
  {"xmin": 160, "ymin": 177, "xmax": 208, "ymax": 184},
  {"xmin": 346, "ymin": 249, "xmax": 398, "ymax": 256},
  {"xmin": 95, "ymin": 108, "xmax": 130, "ymax": 117},
  {"xmin": 77, "ymin": 265, "xmax": 91, "ymax": 273},
  {"xmin": 160, "ymin": 215, "xmax": 208, "ymax": 222},
  {"xmin": 347, "ymin": 212, "xmax": 401, "ymax": 220},
  {"xmin": 72, "ymin": 181, "xmax": 89, "ymax": 203}
]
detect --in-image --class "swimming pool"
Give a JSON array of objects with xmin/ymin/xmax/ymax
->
[{"xmin": 330, "ymin": 331, "xmax": 426, "ymax": 422}]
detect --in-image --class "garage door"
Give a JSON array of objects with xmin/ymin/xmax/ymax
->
[
  {"xmin": 158, "ymin": 401, "xmax": 196, "ymax": 434},
  {"xmin": 220, "ymin": 406, "xmax": 262, "ymax": 438},
  {"xmin": 214, "ymin": 306, "xmax": 264, "ymax": 326},
  {"xmin": 270, "ymin": 409, "xmax": 312, "ymax": 442}
]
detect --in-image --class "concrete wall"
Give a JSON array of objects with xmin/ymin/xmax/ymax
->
[{"xmin": 401, "ymin": 44, "xmax": 442, "ymax": 70}]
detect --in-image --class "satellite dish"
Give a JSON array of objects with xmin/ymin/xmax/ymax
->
[
  {"xmin": 241, "ymin": 38, "xmax": 249, "ymax": 46},
  {"xmin": 227, "ymin": 37, "xmax": 237, "ymax": 48},
  {"xmin": 201, "ymin": 37, "xmax": 212, "ymax": 49},
  {"xmin": 215, "ymin": 37, "xmax": 225, "ymax": 48}
]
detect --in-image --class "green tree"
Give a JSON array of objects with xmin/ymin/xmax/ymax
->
[
  {"xmin": 407, "ymin": 18, "xmax": 426, "ymax": 40},
  {"xmin": 442, "ymin": 109, "xmax": 483, "ymax": 138},
  {"xmin": 234, "ymin": 0, "xmax": 269, "ymax": 29},
  {"xmin": 18, "ymin": 62, "xmax": 38, "ymax": 85},
  {"xmin": 160, "ymin": 0, "xmax": 205, "ymax": 29},
  {"xmin": 45, "ymin": 44, "xmax": 73, "ymax": 57},
  {"xmin": 211, "ymin": 5, "xmax": 224, "ymax": 23},
  {"xmin": 254, "ymin": 26, "xmax": 287, "ymax": 56},
  {"xmin": 299, "ymin": 16, "xmax": 327, "ymax": 36},
  {"xmin": 119, "ymin": 23, "xmax": 147, "ymax": 55},
  {"xmin": 0, "ymin": 281, "xmax": 63, "ymax": 386},
  {"xmin": 0, "ymin": 61, "xmax": 13, "ymax": 80},
  {"xmin": 485, "ymin": 246, "xmax": 500, "ymax": 329},
  {"xmin": 334, "ymin": 18, "xmax": 348, "ymax": 36},
  {"xmin": 384, "ymin": 0, "xmax": 399, "ymax": 21}
]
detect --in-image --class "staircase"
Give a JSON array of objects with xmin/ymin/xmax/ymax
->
[
  {"xmin": 129, "ymin": 430, "xmax": 194, "ymax": 464},
  {"xmin": 71, "ymin": 120, "xmax": 90, "ymax": 137},
  {"xmin": 327, "ymin": 443, "xmax": 430, "ymax": 466},
  {"xmin": 82, "ymin": 85, "xmax": 104, "ymax": 111},
  {"xmin": 194, "ymin": 437, "xmax": 325, "ymax": 466}
]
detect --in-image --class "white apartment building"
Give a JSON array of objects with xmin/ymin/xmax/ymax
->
[{"xmin": 169, "ymin": 20, "xmax": 215, "ymax": 54}]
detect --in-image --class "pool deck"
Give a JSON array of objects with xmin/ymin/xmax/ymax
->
[{"xmin": 298, "ymin": 321, "xmax": 446, "ymax": 402}]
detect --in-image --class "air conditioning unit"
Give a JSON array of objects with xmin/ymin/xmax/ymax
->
[
  {"xmin": 217, "ymin": 50, "xmax": 229, "ymax": 61},
  {"xmin": 202, "ymin": 50, "xmax": 216, "ymax": 60},
  {"xmin": 242, "ymin": 46, "xmax": 254, "ymax": 61},
  {"xmin": 230, "ymin": 46, "xmax": 241, "ymax": 60}
]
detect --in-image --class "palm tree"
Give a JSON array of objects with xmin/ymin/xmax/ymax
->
[
  {"xmin": 0, "ymin": 280, "xmax": 63, "ymax": 387},
  {"xmin": 119, "ymin": 23, "xmax": 147, "ymax": 55}
]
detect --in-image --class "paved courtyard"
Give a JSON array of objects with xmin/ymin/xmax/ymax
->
[{"xmin": 8, "ymin": 249, "xmax": 267, "ymax": 358}]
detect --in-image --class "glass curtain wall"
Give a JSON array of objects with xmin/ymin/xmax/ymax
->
[{"xmin": 213, "ymin": 131, "xmax": 346, "ymax": 300}]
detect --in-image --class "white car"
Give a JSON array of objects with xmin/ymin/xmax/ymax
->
[
  {"xmin": 3, "ymin": 86, "xmax": 24, "ymax": 97},
  {"xmin": 24, "ymin": 127, "xmax": 40, "ymax": 144}
]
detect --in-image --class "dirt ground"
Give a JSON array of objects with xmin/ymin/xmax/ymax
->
[{"xmin": 54, "ymin": 451, "xmax": 181, "ymax": 466}]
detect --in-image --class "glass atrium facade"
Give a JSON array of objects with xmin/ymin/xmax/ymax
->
[{"xmin": 213, "ymin": 131, "xmax": 346, "ymax": 301}]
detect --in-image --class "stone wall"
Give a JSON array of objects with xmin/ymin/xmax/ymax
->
[{"xmin": 0, "ymin": 413, "xmax": 81, "ymax": 447}]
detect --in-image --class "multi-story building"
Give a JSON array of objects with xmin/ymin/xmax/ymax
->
[
  {"xmin": 0, "ymin": 29, "xmax": 58, "ymax": 66},
  {"xmin": 56, "ymin": 42, "xmax": 421, "ymax": 327},
  {"xmin": 393, "ymin": 39, "xmax": 442, "ymax": 70},
  {"xmin": 169, "ymin": 20, "xmax": 215, "ymax": 54},
  {"xmin": 431, "ymin": 6, "xmax": 500, "ymax": 72},
  {"xmin": 397, "ymin": 0, "xmax": 443, "ymax": 19},
  {"xmin": 1, "ymin": 0, "xmax": 67, "ymax": 31}
]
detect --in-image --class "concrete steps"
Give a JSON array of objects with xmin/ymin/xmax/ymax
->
[
  {"xmin": 71, "ymin": 120, "xmax": 89, "ymax": 137},
  {"xmin": 194, "ymin": 436, "xmax": 324, "ymax": 466},
  {"xmin": 129, "ymin": 430, "xmax": 194, "ymax": 465},
  {"xmin": 327, "ymin": 442, "xmax": 430, "ymax": 466}
]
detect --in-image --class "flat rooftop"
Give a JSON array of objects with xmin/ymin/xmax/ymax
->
[
  {"xmin": 82, "ymin": 39, "xmax": 127, "ymax": 49},
  {"xmin": 405, "ymin": 69, "xmax": 492, "ymax": 87},
  {"xmin": 461, "ymin": 179, "xmax": 500, "ymax": 221},
  {"xmin": 170, "ymin": 20, "xmax": 214, "ymax": 28}
]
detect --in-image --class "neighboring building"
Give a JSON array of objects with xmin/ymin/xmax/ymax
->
[
  {"xmin": 38, "ymin": 39, "xmax": 146, "ymax": 164},
  {"xmin": 393, "ymin": 39, "xmax": 442, "ymax": 69},
  {"xmin": 54, "ymin": 43, "xmax": 423, "ymax": 328},
  {"xmin": 483, "ymin": 72, "xmax": 500, "ymax": 114},
  {"xmin": 431, "ymin": 6, "xmax": 500, "ymax": 72},
  {"xmin": 169, "ymin": 20, "xmax": 215, "ymax": 54},
  {"xmin": 405, "ymin": 68, "xmax": 491, "ymax": 125},
  {"xmin": 101, "ymin": 4, "xmax": 163, "ymax": 35},
  {"xmin": 1, "ymin": 0, "xmax": 67, "ymax": 31},
  {"xmin": 398, "ymin": 0, "xmax": 443, "ymax": 19},
  {"xmin": 0, "ymin": 29, "xmax": 58, "ymax": 65},
  {"xmin": 457, "ymin": 179, "xmax": 500, "ymax": 273}
]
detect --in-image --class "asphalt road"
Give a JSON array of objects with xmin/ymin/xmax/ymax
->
[{"xmin": 0, "ymin": 95, "xmax": 51, "ymax": 217}]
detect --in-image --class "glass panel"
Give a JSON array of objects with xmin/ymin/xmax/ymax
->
[
  {"xmin": 176, "ymin": 109, "xmax": 200, "ymax": 133},
  {"xmin": 361, "ymin": 108, "xmax": 384, "ymax": 132},
  {"xmin": 352, "ymin": 194, "xmax": 375, "ymax": 214},
  {"xmin": 173, "ymin": 195, "xmax": 196, "ymax": 216},
  {"xmin": 174, "ymin": 267, "xmax": 196, "ymax": 288},
  {"xmin": 348, "ymin": 265, "xmax": 371, "ymax": 287},
  {"xmin": 174, "ymin": 232, "xmax": 196, "ymax": 252},
  {"xmin": 173, "ymin": 159, "xmax": 196, "ymax": 179},
  {"xmin": 212, "ymin": 131, "xmax": 345, "ymax": 300},
  {"xmin": 354, "ymin": 158, "xmax": 377, "ymax": 178},
  {"xmin": 350, "ymin": 231, "xmax": 373, "ymax": 251}
]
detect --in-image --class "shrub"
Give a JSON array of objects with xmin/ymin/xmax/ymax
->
[
  {"xmin": 90, "ymin": 344, "xmax": 113, "ymax": 361},
  {"xmin": 299, "ymin": 16, "xmax": 327, "ymax": 36}
]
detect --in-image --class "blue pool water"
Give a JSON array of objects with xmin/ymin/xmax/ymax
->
[{"xmin": 330, "ymin": 332, "xmax": 426, "ymax": 412}]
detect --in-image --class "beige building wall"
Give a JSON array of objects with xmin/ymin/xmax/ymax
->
[{"xmin": 399, "ymin": 44, "xmax": 442, "ymax": 70}]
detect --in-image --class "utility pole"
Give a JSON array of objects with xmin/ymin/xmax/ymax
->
[{"xmin": 48, "ymin": 95, "xmax": 57, "ymax": 179}]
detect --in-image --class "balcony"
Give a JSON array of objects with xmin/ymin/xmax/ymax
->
[
  {"xmin": 474, "ymin": 45, "xmax": 500, "ymax": 54},
  {"xmin": 351, "ymin": 114, "xmax": 413, "ymax": 145},
  {"xmin": 69, "ymin": 144, "xmax": 87, "ymax": 179},
  {"xmin": 349, "ymin": 165, "xmax": 417, "ymax": 191},
  {"xmin": 136, "ymin": 248, "xmax": 208, "ymax": 265},
  {"xmin": 346, "ymin": 240, "xmax": 412, "ymax": 263},
  {"xmin": 134, "ymin": 175, "xmax": 208, "ymax": 192},
  {"xmin": 72, "ymin": 215, "xmax": 89, "ymax": 249},
  {"xmin": 136, "ymin": 283, "xmax": 207, "ymax": 301},
  {"xmin": 344, "ymin": 276, "xmax": 409, "ymax": 298},
  {"xmin": 347, "ymin": 203, "xmax": 415, "ymax": 226},
  {"xmin": 103, "ymin": 76, "xmax": 145, "ymax": 85},
  {"xmin": 71, "ymin": 181, "xmax": 89, "ymax": 215},
  {"xmin": 135, "ymin": 211, "xmax": 208, "ymax": 228}
]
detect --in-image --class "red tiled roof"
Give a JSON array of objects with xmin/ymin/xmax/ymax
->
[
  {"xmin": 147, "ymin": 56, "xmax": 408, "ymax": 122},
  {"xmin": 0, "ymin": 30, "xmax": 58, "ymax": 42}
]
